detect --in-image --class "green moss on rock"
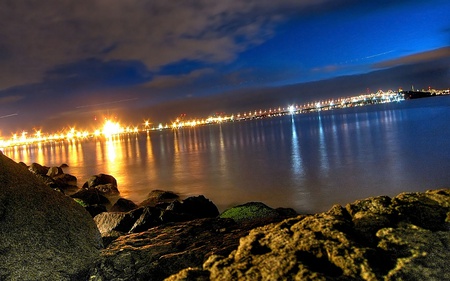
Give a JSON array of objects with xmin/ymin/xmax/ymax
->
[{"xmin": 220, "ymin": 202, "xmax": 279, "ymax": 223}]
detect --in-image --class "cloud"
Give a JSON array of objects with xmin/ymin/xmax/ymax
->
[
  {"xmin": 373, "ymin": 47, "xmax": 450, "ymax": 69},
  {"xmin": 0, "ymin": 0, "xmax": 331, "ymax": 90},
  {"xmin": 146, "ymin": 68, "xmax": 215, "ymax": 89},
  {"xmin": 0, "ymin": 95, "xmax": 23, "ymax": 105}
]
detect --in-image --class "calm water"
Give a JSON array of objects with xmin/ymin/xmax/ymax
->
[{"xmin": 3, "ymin": 96, "xmax": 450, "ymax": 213}]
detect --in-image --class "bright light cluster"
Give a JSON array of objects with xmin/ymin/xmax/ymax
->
[
  {"xmin": 171, "ymin": 115, "xmax": 233, "ymax": 129},
  {"xmin": 0, "ymin": 119, "xmax": 139, "ymax": 148}
]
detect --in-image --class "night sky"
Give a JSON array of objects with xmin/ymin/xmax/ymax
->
[{"xmin": 0, "ymin": 0, "xmax": 449, "ymax": 134}]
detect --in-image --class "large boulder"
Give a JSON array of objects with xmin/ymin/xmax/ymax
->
[
  {"xmin": 192, "ymin": 189, "xmax": 450, "ymax": 281},
  {"xmin": 0, "ymin": 152, "xmax": 102, "ymax": 280}
]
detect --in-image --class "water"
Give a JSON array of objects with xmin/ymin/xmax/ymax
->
[{"xmin": 3, "ymin": 96, "xmax": 450, "ymax": 213}]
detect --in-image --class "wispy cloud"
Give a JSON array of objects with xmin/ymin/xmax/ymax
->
[{"xmin": 373, "ymin": 47, "xmax": 450, "ymax": 69}]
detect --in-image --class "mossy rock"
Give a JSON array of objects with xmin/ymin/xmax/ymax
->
[{"xmin": 220, "ymin": 202, "xmax": 279, "ymax": 223}]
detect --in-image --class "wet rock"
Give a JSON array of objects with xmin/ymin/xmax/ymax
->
[
  {"xmin": 0, "ymin": 152, "xmax": 102, "ymax": 280},
  {"xmin": 139, "ymin": 189, "xmax": 179, "ymax": 207},
  {"xmin": 53, "ymin": 173, "xmax": 78, "ymax": 189},
  {"xmin": 167, "ymin": 195, "xmax": 219, "ymax": 219},
  {"xmin": 28, "ymin": 162, "xmax": 49, "ymax": 175},
  {"xmin": 71, "ymin": 188, "xmax": 110, "ymax": 205},
  {"xmin": 83, "ymin": 173, "xmax": 119, "ymax": 195},
  {"xmin": 46, "ymin": 166, "xmax": 63, "ymax": 177},
  {"xmin": 111, "ymin": 198, "xmax": 138, "ymax": 212}
]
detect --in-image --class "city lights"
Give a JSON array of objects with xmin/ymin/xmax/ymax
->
[{"xmin": 0, "ymin": 88, "xmax": 448, "ymax": 149}]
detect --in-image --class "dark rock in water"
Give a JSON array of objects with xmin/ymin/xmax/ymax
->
[
  {"xmin": 220, "ymin": 202, "xmax": 280, "ymax": 223},
  {"xmin": 28, "ymin": 162, "xmax": 49, "ymax": 175},
  {"xmin": 60, "ymin": 163, "xmax": 69, "ymax": 168},
  {"xmin": 0, "ymin": 152, "xmax": 102, "ymax": 280},
  {"xmin": 94, "ymin": 183, "xmax": 119, "ymax": 194},
  {"xmin": 166, "ymin": 195, "xmax": 219, "ymax": 219},
  {"xmin": 46, "ymin": 166, "xmax": 63, "ymax": 177},
  {"xmin": 53, "ymin": 173, "xmax": 78, "ymax": 189},
  {"xmin": 83, "ymin": 173, "xmax": 119, "ymax": 195},
  {"xmin": 190, "ymin": 189, "xmax": 450, "ymax": 281},
  {"xmin": 139, "ymin": 189, "xmax": 179, "ymax": 207},
  {"xmin": 181, "ymin": 195, "xmax": 220, "ymax": 218},
  {"xmin": 275, "ymin": 207, "xmax": 299, "ymax": 217},
  {"xmin": 71, "ymin": 188, "xmax": 110, "ymax": 205},
  {"xmin": 111, "ymin": 198, "xmax": 138, "ymax": 212}
]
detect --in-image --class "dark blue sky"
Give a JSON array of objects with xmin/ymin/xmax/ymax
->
[{"xmin": 0, "ymin": 0, "xmax": 449, "ymax": 134}]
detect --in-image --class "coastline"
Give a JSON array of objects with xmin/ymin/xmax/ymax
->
[{"xmin": 1, "ymin": 153, "xmax": 449, "ymax": 280}]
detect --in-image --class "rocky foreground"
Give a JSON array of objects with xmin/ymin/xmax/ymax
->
[{"xmin": 0, "ymin": 151, "xmax": 449, "ymax": 280}]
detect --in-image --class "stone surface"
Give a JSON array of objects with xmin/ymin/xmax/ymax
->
[
  {"xmin": 53, "ymin": 173, "xmax": 78, "ymax": 189},
  {"xmin": 167, "ymin": 195, "xmax": 220, "ymax": 219},
  {"xmin": 88, "ymin": 217, "xmax": 288, "ymax": 281},
  {"xmin": 71, "ymin": 188, "xmax": 111, "ymax": 205},
  {"xmin": 0, "ymin": 152, "xmax": 102, "ymax": 281},
  {"xmin": 111, "ymin": 197, "xmax": 138, "ymax": 212},
  {"xmin": 139, "ymin": 189, "xmax": 180, "ymax": 207},
  {"xmin": 196, "ymin": 189, "xmax": 450, "ymax": 281},
  {"xmin": 28, "ymin": 162, "xmax": 49, "ymax": 175},
  {"xmin": 219, "ymin": 202, "xmax": 281, "ymax": 223},
  {"xmin": 83, "ymin": 173, "xmax": 119, "ymax": 195},
  {"xmin": 46, "ymin": 166, "xmax": 63, "ymax": 177}
]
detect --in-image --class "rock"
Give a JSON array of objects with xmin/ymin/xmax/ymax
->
[
  {"xmin": 139, "ymin": 189, "xmax": 179, "ymax": 207},
  {"xmin": 28, "ymin": 162, "xmax": 49, "ymax": 175},
  {"xmin": 83, "ymin": 173, "xmax": 119, "ymax": 195},
  {"xmin": 53, "ymin": 173, "xmax": 78, "ymax": 188},
  {"xmin": 85, "ymin": 204, "xmax": 108, "ymax": 218},
  {"xmin": 167, "ymin": 195, "xmax": 219, "ymax": 219},
  {"xmin": 0, "ymin": 152, "xmax": 102, "ymax": 280},
  {"xmin": 165, "ymin": 268, "xmax": 210, "ymax": 281},
  {"xmin": 46, "ymin": 166, "xmax": 63, "ymax": 177},
  {"xmin": 88, "ymin": 217, "xmax": 284, "ymax": 281},
  {"xmin": 60, "ymin": 163, "xmax": 69, "ymax": 168},
  {"xmin": 71, "ymin": 188, "xmax": 110, "ymax": 205},
  {"xmin": 129, "ymin": 206, "xmax": 162, "ymax": 233},
  {"xmin": 111, "ymin": 198, "xmax": 138, "ymax": 212},
  {"xmin": 219, "ymin": 202, "xmax": 280, "ymax": 223},
  {"xmin": 195, "ymin": 189, "xmax": 450, "ymax": 281},
  {"xmin": 93, "ymin": 208, "xmax": 145, "ymax": 239}
]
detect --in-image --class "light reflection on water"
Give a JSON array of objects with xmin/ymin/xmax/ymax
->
[{"xmin": 3, "ymin": 97, "xmax": 450, "ymax": 213}]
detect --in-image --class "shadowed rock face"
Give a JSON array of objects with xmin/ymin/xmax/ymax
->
[{"xmin": 0, "ymin": 152, "xmax": 102, "ymax": 281}]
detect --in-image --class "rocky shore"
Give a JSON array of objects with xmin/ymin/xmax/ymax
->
[{"xmin": 0, "ymin": 151, "xmax": 449, "ymax": 280}]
